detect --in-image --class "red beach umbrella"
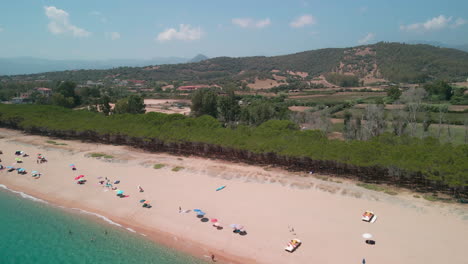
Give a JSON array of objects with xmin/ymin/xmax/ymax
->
[{"xmin": 210, "ymin": 219, "xmax": 218, "ymax": 223}]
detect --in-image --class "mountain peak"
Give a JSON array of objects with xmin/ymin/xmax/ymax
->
[{"xmin": 189, "ymin": 54, "xmax": 209, "ymax": 63}]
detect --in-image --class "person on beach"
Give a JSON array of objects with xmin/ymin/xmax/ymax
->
[
  {"xmin": 211, "ymin": 254, "xmax": 216, "ymax": 262},
  {"xmin": 179, "ymin": 206, "xmax": 182, "ymax": 213}
]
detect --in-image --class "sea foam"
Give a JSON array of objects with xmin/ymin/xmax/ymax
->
[{"xmin": 0, "ymin": 184, "xmax": 48, "ymax": 204}]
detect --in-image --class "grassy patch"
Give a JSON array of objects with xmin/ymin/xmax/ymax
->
[
  {"xmin": 90, "ymin": 153, "xmax": 114, "ymax": 159},
  {"xmin": 423, "ymin": 194, "xmax": 454, "ymax": 203},
  {"xmin": 172, "ymin": 166, "xmax": 184, "ymax": 172},
  {"xmin": 357, "ymin": 183, "xmax": 398, "ymax": 196},
  {"xmin": 423, "ymin": 194, "xmax": 440, "ymax": 202},
  {"xmin": 413, "ymin": 195, "xmax": 421, "ymax": 198},
  {"xmin": 356, "ymin": 183, "xmax": 385, "ymax": 191},
  {"xmin": 315, "ymin": 175, "xmax": 330, "ymax": 181},
  {"xmin": 46, "ymin": 140, "xmax": 67, "ymax": 146},
  {"xmin": 153, "ymin": 163, "xmax": 165, "ymax": 169}
]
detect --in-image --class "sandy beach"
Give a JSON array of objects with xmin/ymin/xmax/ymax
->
[{"xmin": 0, "ymin": 128, "xmax": 467, "ymax": 264}]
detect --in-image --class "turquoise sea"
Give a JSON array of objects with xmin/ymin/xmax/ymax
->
[{"xmin": 0, "ymin": 186, "xmax": 206, "ymax": 264}]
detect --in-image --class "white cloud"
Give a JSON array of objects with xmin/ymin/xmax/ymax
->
[
  {"xmin": 453, "ymin": 18, "xmax": 467, "ymax": 27},
  {"xmin": 399, "ymin": 15, "xmax": 466, "ymax": 32},
  {"xmin": 232, "ymin": 18, "xmax": 271, "ymax": 29},
  {"xmin": 106, "ymin": 32, "xmax": 121, "ymax": 40},
  {"xmin": 290, "ymin": 15, "xmax": 316, "ymax": 28},
  {"xmin": 156, "ymin": 24, "xmax": 202, "ymax": 42},
  {"xmin": 358, "ymin": 32, "xmax": 375, "ymax": 44},
  {"xmin": 44, "ymin": 6, "xmax": 90, "ymax": 37}
]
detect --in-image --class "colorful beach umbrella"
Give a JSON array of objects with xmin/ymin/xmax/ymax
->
[
  {"xmin": 6, "ymin": 166, "xmax": 14, "ymax": 169},
  {"xmin": 196, "ymin": 211, "xmax": 206, "ymax": 216},
  {"xmin": 69, "ymin": 164, "xmax": 75, "ymax": 167},
  {"xmin": 139, "ymin": 199, "xmax": 146, "ymax": 203},
  {"xmin": 210, "ymin": 219, "xmax": 218, "ymax": 223},
  {"xmin": 144, "ymin": 201, "xmax": 150, "ymax": 204},
  {"xmin": 74, "ymin": 175, "xmax": 83, "ymax": 180},
  {"xmin": 116, "ymin": 190, "xmax": 124, "ymax": 195},
  {"xmin": 32, "ymin": 171, "xmax": 38, "ymax": 174},
  {"xmin": 193, "ymin": 209, "xmax": 201, "ymax": 212}
]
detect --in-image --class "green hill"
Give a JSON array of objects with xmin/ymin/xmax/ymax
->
[{"xmin": 2, "ymin": 42, "xmax": 468, "ymax": 84}]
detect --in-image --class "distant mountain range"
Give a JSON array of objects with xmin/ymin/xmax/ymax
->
[
  {"xmin": 3, "ymin": 43, "xmax": 468, "ymax": 84},
  {"xmin": 0, "ymin": 55, "xmax": 209, "ymax": 75},
  {"xmin": 406, "ymin": 41, "xmax": 468, "ymax": 53}
]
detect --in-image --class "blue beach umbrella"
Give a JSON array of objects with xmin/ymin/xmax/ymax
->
[
  {"xmin": 18, "ymin": 168, "xmax": 25, "ymax": 172},
  {"xmin": 196, "ymin": 211, "xmax": 206, "ymax": 216},
  {"xmin": 116, "ymin": 190, "xmax": 124, "ymax": 195},
  {"xmin": 193, "ymin": 209, "xmax": 201, "ymax": 212},
  {"xmin": 6, "ymin": 166, "xmax": 14, "ymax": 169}
]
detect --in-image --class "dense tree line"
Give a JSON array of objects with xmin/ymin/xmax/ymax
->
[
  {"xmin": 191, "ymin": 89, "xmax": 290, "ymax": 126},
  {"xmin": 0, "ymin": 104, "xmax": 466, "ymax": 197}
]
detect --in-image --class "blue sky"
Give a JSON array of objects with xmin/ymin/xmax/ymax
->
[{"xmin": 0, "ymin": 0, "xmax": 467, "ymax": 60}]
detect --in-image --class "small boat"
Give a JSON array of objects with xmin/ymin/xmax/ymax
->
[
  {"xmin": 216, "ymin": 186, "xmax": 226, "ymax": 191},
  {"xmin": 285, "ymin": 239, "xmax": 301, "ymax": 252}
]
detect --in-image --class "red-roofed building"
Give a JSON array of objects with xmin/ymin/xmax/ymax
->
[{"xmin": 35, "ymin": 87, "xmax": 52, "ymax": 97}]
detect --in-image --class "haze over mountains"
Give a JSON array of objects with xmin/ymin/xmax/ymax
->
[{"xmin": 0, "ymin": 55, "xmax": 209, "ymax": 75}]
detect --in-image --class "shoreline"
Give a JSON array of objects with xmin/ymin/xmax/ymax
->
[
  {"xmin": 0, "ymin": 182, "xmax": 252, "ymax": 264},
  {"xmin": 0, "ymin": 128, "xmax": 467, "ymax": 264}
]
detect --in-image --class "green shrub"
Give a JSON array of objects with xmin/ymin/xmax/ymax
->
[
  {"xmin": 172, "ymin": 166, "xmax": 184, "ymax": 172},
  {"xmin": 153, "ymin": 164, "xmax": 165, "ymax": 169}
]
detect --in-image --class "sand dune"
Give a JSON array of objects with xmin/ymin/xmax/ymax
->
[{"xmin": 0, "ymin": 128, "xmax": 467, "ymax": 264}]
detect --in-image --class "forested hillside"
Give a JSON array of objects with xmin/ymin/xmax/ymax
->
[{"xmin": 3, "ymin": 43, "xmax": 468, "ymax": 84}]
